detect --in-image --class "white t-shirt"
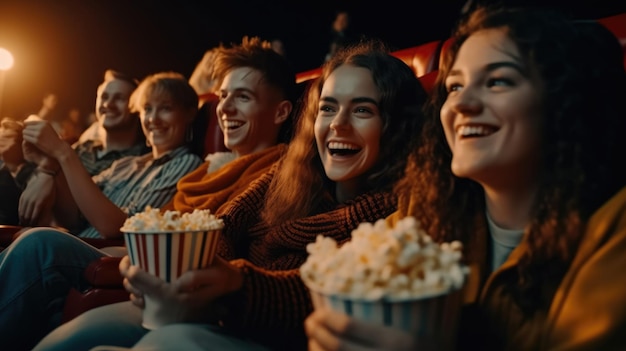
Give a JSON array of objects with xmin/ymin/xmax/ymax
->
[{"xmin": 487, "ymin": 213, "xmax": 524, "ymax": 272}]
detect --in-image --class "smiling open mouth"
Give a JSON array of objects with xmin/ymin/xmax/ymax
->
[
  {"xmin": 224, "ymin": 120, "xmax": 244, "ymax": 131},
  {"xmin": 328, "ymin": 141, "xmax": 361, "ymax": 156},
  {"xmin": 457, "ymin": 125, "xmax": 498, "ymax": 138}
]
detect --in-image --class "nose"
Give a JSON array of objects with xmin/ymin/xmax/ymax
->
[
  {"xmin": 329, "ymin": 109, "xmax": 350, "ymax": 131},
  {"xmin": 218, "ymin": 94, "xmax": 235, "ymax": 116},
  {"xmin": 144, "ymin": 109, "xmax": 157, "ymax": 123},
  {"xmin": 101, "ymin": 97, "xmax": 111, "ymax": 109},
  {"xmin": 450, "ymin": 87, "xmax": 482, "ymax": 116}
]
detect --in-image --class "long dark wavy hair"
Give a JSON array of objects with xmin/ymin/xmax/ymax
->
[
  {"xmin": 395, "ymin": 6, "xmax": 626, "ymax": 312},
  {"xmin": 262, "ymin": 39, "xmax": 428, "ymax": 226}
]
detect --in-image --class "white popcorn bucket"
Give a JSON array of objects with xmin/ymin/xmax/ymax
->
[
  {"xmin": 123, "ymin": 229, "xmax": 221, "ymax": 329},
  {"xmin": 309, "ymin": 288, "xmax": 463, "ymax": 351}
]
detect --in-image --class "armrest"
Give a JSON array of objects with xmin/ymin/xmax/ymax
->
[
  {"xmin": 84, "ymin": 256, "xmax": 124, "ymax": 287},
  {"xmin": 63, "ymin": 256, "xmax": 128, "ymax": 323}
]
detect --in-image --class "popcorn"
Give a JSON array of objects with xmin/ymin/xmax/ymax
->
[
  {"xmin": 120, "ymin": 206, "xmax": 224, "ymax": 232},
  {"xmin": 300, "ymin": 216, "xmax": 468, "ymax": 300}
]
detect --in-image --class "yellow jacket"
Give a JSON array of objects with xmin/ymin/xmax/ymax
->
[
  {"xmin": 389, "ymin": 186, "xmax": 626, "ymax": 350},
  {"xmin": 479, "ymin": 185, "xmax": 626, "ymax": 350}
]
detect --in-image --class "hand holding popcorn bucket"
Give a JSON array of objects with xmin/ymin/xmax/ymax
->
[
  {"xmin": 301, "ymin": 217, "xmax": 468, "ymax": 351},
  {"xmin": 121, "ymin": 207, "xmax": 224, "ymax": 330}
]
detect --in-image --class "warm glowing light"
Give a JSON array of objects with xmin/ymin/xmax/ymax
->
[{"xmin": 0, "ymin": 48, "xmax": 14, "ymax": 71}]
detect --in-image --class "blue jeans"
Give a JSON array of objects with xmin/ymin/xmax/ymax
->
[
  {"xmin": 0, "ymin": 228, "xmax": 107, "ymax": 350},
  {"xmin": 35, "ymin": 301, "xmax": 270, "ymax": 351},
  {"xmin": 33, "ymin": 301, "xmax": 147, "ymax": 351}
]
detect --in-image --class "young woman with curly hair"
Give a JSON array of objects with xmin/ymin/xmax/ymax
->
[{"xmin": 306, "ymin": 6, "xmax": 626, "ymax": 351}]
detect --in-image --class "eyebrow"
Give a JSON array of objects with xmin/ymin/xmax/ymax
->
[
  {"xmin": 319, "ymin": 96, "xmax": 379, "ymax": 106},
  {"xmin": 220, "ymin": 87, "xmax": 257, "ymax": 96},
  {"xmin": 448, "ymin": 61, "xmax": 527, "ymax": 78}
]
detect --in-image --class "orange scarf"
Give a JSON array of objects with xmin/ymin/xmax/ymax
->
[{"xmin": 163, "ymin": 144, "xmax": 287, "ymax": 215}]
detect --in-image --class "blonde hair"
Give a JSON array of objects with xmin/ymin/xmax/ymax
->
[{"xmin": 129, "ymin": 71, "xmax": 198, "ymax": 115}]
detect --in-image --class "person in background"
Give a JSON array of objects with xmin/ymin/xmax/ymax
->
[
  {"xmin": 59, "ymin": 107, "xmax": 88, "ymax": 144},
  {"xmin": 0, "ymin": 118, "xmax": 30, "ymax": 224},
  {"xmin": 35, "ymin": 39, "xmax": 428, "ymax": 351},
  {"xmin": 23, "ymin": 71, "xmax": 201, "ymax": 238},
  {"xmin": 188, "ymin": 47, "xmax": 220, "ymax": 101},
  {"xmin": 36, "ymin": 92, "xmax": 63, "ymax": 135},
  {"xmin": 4, "ymin": 35, "xmax": 296, "ymax": 350},
  {"xmin": 18, "ymin": 70, "xmax": 148, "ymax": 226},
  {"xmin": 0, "ymin": 70, "xmax": 148, "ymax": 227},
  {"xmin": 270, "ymin": 37, "xmax": 286, "ymax": 57},
  {"xmin": 0, "ymin": 91, "xmax": 64, "ymax": 225},
  {"xmin": 305, "ymin": 6, "xmax": 626, "ymax": 351},
  {"xmin": 0, "ymin": 72, "xmax": 203, "ymax": 351},
  {"xmin": 324, "ymin": 10, "xmax": 360, "ymax": 63}
]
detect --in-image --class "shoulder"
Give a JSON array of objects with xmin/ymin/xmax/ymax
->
[
  {"xmin": 73, "ymin": 139, "xmax": 99, "ymax": 151},
  {"xmin": 583, "ymin": 186, "xmax": 626, "ymax": 248},
  {"xmin": 105, "ymin": 153, "xmax": 149, "ymax": 172},
  {"xmin": 586, "ymin": 186, "xmax": 626, "ymax": 239},
  {"xmin": 163, "ymin": 147, "xmax": 203, "ymax": 170},
  {"xmin": 546, "ymin": 186, "xmax": 626, "ymax": 349},
  {"xmin": 565, "ymin": 185, "xmax": 626, "ymax": 284},
  {"xmin": 123, "ymin": 143, "xmax": 151, "ymax": 157}
]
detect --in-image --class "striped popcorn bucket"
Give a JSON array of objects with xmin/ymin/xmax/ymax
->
[
  {"xmin": 309, "ymin": 288, "xmax": 462, "ymax": 351},
  {"xmin": 123, "ymin": 230, "xmax": 221, "ymax": 282},
  {"xmin": 123, "ymin": 229, "xmax": 221, "ymax": 329}
]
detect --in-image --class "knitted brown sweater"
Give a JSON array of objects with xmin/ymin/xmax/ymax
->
[{"xmin": 216, "ymin": 166, "xmax": 397, "ymax": 350}]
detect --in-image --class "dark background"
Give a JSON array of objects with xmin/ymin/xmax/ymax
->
[{"xmin": 0, "ymin": 0, "xmax": 625, "ymax": 121}]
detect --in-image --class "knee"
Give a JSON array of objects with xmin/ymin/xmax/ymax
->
[
  {"xmin": 34, "ymin": 303, "xmax": 141, "ymax": 351},
  {"xmin": 10, "ymin": 228, "xmax": 76, "ymax": 252}
]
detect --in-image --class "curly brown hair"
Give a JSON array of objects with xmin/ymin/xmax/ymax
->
[
  {"xmin": 396, "ymin": 5, "xmax": 626, "ymax": 312},
  {"xmin": 262, "ymin": 39, "xmax": 428, "ymax": 226}
]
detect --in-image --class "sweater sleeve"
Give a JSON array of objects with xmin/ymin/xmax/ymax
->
[
  {"xmin": 218, "ymin": 191, "xmax": 397, "ymax": 350},
  {"xmin": 262, "ymin": 191, "xmax": 397, "ymax": 259},
  {"xmin": 225, "ymin": 260, "xmax": 310, "ymax": 350},
  {"xmin": 216, "ymin": 165, "xmax": 278, "ymax": 259}
]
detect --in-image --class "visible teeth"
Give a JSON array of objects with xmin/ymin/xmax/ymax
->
[
  {"xmin": 328, "ymin": 142, "xmax": 359, "ymax": 150},
  {"xmin": 224, "ymin": 120, "xmax": 244, "ymax": 129},
  {"xmin": 457, "ymin": 125, "xmax": 494, "ymax": 137}
]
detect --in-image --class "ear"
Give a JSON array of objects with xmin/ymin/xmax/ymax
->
[{"xmin": 274, "ymin": 100, "xmax": 293, "ymax": 125}]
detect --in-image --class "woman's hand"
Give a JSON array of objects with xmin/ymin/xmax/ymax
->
[
  {"xmin": 22, "ymin": 119, "xmax": 71, "ymax": 161},
  {"xmin": 118, "ymin": 255, "xmax": 244, "ymax": 324},
  {"xmin": 119, "ymin": 255, "xmax": 147, "ymax": 308},
  {"xmin": 305, "ymin": 308, "xmax": 419, "ymax": 351},
  {"xmin": 172, "ymin": 255, "xmax": 244, "ymax": 302}
]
